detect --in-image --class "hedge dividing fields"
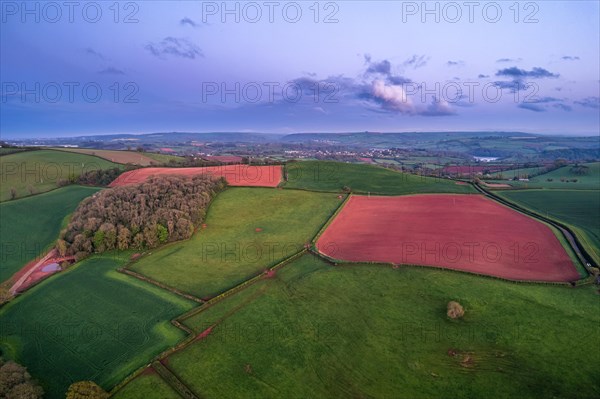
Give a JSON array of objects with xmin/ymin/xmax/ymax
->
[
  {"xmin": 499, "ymin": 189, "xmax": 600, "ymax": 265},
  {"xmin": 130, "ymin": 188, "xmax": 342, "ymax": 298},
  {"xmin": 0, "ymin": 253, "xmax": 195, "ymax": 398}
]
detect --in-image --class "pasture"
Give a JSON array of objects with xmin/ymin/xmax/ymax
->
[
  {"xmin": 0, "ymin": 149, "xmax": 118, "ymax": 201},
  {"xmin": 284, "ymin": 160, "xmax": 475, "ymax": 194},
  {"xmin": 0, "ymin": 254, "xmax": 195, "ymax": 398},
  {"xmin": 160, "ymin": 254, "xmax": 600, "ymax": 399},
  {"xmin": 499, "ymin": 189, "xmax": 600, "ymax": 265},
  {"xmin": 54, "ymin": 148, "xmax": 159, "ymax": 166},
  {"xmin": 0, "ymin": 185, "xmax": 101, "ymax": 283},
  {"xmin": 316, "ymin": 195, "xmax": 581, "ymax": 282},
  {"xmin": 130, "ymin": 188, "xmax": 342, "ymax": 298},
  {"xmin": 489, "ymin": 163, "xmax": 600, "ymax": 190}
]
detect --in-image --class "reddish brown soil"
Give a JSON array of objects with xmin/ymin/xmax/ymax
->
[
  {"xmin": 109, "ymin": 165, "xmax": 282, "ymax": 188},
  {"xmin": 316, "ymin": 195, "xmax": 580, "ymax": 282},
  {"xmin": 10, "ymin": 249, "xmax": 75, "ymax": 293}
]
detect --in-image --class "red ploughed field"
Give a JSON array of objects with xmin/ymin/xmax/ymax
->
[
  {"xmin": 109, "ymin": 165, "xmax": 282, "ymax": 188},
  {"xmin": 316, "ymin": 195, "xmax": 580, "ymax": 282}
]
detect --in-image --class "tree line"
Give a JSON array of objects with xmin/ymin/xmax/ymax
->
[{"xmin": 58, "ymin": 175, "xmax": 227, "ymax": 260}]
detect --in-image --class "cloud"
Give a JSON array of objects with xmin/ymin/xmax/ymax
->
[
  {"xmin": 421, "ymin": 97, "xmax": 455, "ymax": 116},
  {"xmin": 369, "ymin": 79, "xmax": 414, "ymax": 114},
  {"xmin": 366, "ymin": 59, "xmax": 391, "ymax": 75},
  {"xmin": 496, "ymin": 67, "xmax": 559, "ymax": 79},
  {"xmin": 553, "ymin": 103, "xmax": 572, "ymax": 112},
  {"xmin": 561, "ymin": 56, "xmax": 580, "ymax": 61},
  {"xmin": 492, "ymin": 79, "xmax": 530, "ymax": 92},
  {"xmin": 180, "ymin": 17, "xmax": 199, "ymax": 27},
  {"xmin": 145, "ymin": 37, "xmax": 203, "ymax": 60},
  {"xmin": 496, "ymin": 58, "xmax": 522, "ymax": 63},
  {"xmin": 518, "ymin": 103, "xmax": 545, "ymax": 112},
  {"xmin": 478, "ymin": 74, "xmax": 489, "ymax": 78},
  {"xmin": 574, "ymin": 96, "xmax": 600, "ymax": 109},
  {"xmin": 364, "ymin": 56, "xmax": 412, "ymax": 85},
  {"xmin": 83, "ymin": 47, "xmax": 106, "ymax": 60},
  {"xmin": 98, "ymin": 67, "xmax": 125, "ymax": 75},
  {"xmin": 403, "ymin": 55, "xmax": 428, "ymax": 69},
  {"xmin": 446, "ymin": 60, "xmax": 464, "ymax": 67}
]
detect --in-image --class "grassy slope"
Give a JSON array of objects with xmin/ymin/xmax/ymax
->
[
  {"xmin": 167, "ymin": 254, "xmax": 600, "ymax": 399},
  {"xmin": 130, "ymin": 188, "xmax": 342, "ymax": 298},
  {"xmin": 499, "ymin": 189, "xmax": 600, "ymax": 265},
  {"xmin": 143, "ymin": 152, "xmax": 187, "ymax": 164},
  {"xmin": 0, "ymin": 185, "xmax": 101, "ymax": 283},
  {"xmin": 0, "ymin": 253, "xmax": 195, "ymax": 399},
  {"xmin": 0, "ymin": 149, "xmax": 118, "ymax": 201},
  {"xmin": 284, "ymin": 160, "xmax": 475, "ymax": 194}
]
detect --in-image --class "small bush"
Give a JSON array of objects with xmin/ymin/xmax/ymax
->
[{"xmin": 447, "ymin": 301, "xmax": 465, "ymax": 319}]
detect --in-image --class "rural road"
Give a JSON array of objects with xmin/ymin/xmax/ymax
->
[{"xmin": 470, "ymin": 181, "xmax": 596, "ymax": 276}]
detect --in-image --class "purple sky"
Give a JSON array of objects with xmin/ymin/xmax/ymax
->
[{"xmin": 1, "ymin": 1, "xmax": 599, "ymax": 137}]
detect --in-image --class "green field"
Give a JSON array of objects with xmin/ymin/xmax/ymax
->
[
  {"xmin": 112, "ymin": 371, "xmax": 179, "ymax": 399},
  {"xmin": 486, "ymin": 166, "xmax": 547, "ymax": 180},
  {"xmin": 488, "ymin": 163, "xmax": 600, "ymax": 189},
  {"xmin": 143, "ymin": 152, "xmax": 187, "ymax": 164},
  {"xmin": 499, "ymin": 189, "xmax": 600, "ymax": 265},
  {"xmin": 0, "ymin": 149, "xmax": 119, "ymax": 201},
  {"xmin": 0, "ymin": 254, "xmax": 195, "ymax": 399},
  {"xmin": 284, "ymin": 161, "xmax": 475, "ymax": 194},
  {"xmin": 0, "ymin": 185, "xmax": 101, "ymax": 283},
  {"xmin": 158, "ymin": 254, "xmax": 600, "ymax": 399},
  {"xmin": 130, "ymin": 188, "xmax": 342, "ymax": 298}
]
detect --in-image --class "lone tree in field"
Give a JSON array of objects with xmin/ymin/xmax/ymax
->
[{"xmin": 447, "ymin": 301, "xmax": 465, "ymax": 319}]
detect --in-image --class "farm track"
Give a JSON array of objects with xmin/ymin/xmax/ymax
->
[{"xmin": 471, "ymin": 182, "xmax": 596, "ymax": 275}]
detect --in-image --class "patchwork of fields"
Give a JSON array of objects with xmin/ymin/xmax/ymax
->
[
  {"xmin": 130, "ymin": 188, "xmax": 342, "ymax": 298},
  {"xmin": 499, "ymin": 189, "xmax": 600, "ymax": 265},
  {"xmin": 1, "ymin": 160, "xmax": 598, "ymax": 399},
  {"xmin": 0, "ymin": 149, "xmax": 119, "ymax": 201},
  {"xmin": 119, "ymin": 254, "xmax": 599, "ymax": 399},
  {"xmin": 316, "ymin": 195, "xmax": 581, "ymax": 282},
  {"xmin": 0, "ymin": 254, "xmax": 195, "ymax": 398}
]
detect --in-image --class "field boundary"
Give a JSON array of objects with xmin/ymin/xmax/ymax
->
[
  {"xmin": 311, "ymin": 194, "xmax": 351, "ymax": 245},
  {"xmin": 310, "ymin": 248, "xmax": 595, "ymax": 287},
  {"xmin": 118, "ymin": 268, "xmax": 204, "ymax": 304},
  {"xmin": 473, "ymin": 182, "xmax": 597, "ymax": 274}
]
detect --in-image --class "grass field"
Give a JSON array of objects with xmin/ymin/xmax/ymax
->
[
  {"xmin": 284, "ymin": 161, "xmax": 475, "ymax": 194},
  {"xmin": 53, "ymin": 148, "xmax": 159, "ymax": 166},
  {"xmin": 143, "ymin": 152, "xmax": 187, "ymax": 165},
  {"xmin": 163, "ymin": 254, "xmax": 600, "ymax": 399},
  {"xmin": 488, "ymin": 163, "xmax": 600, "ymax": 189},
  {"xmin": 499, "ymin": 189, "xmax": 600, "ymax": 265},
  {"xmin": 0, "ymin": 149, "xmax": 119, "ymax": 201},
  {"xmin": 130, "ymin": 188, "xmax": 342, "ymax": 298},
  {"xmin": 0, "ymin": 253, "xmax": 195, "ymax": 399},
  {"xmin": 0, "ymin": 185, "xmax": 101, "ymax": 283},
  {"xmin": 486, "ymin": 166, "xmax": 547, "ymax": 180},
  {"xmin": 112, "ymin": 371, "xmax": 179, "ymax": 399}
]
